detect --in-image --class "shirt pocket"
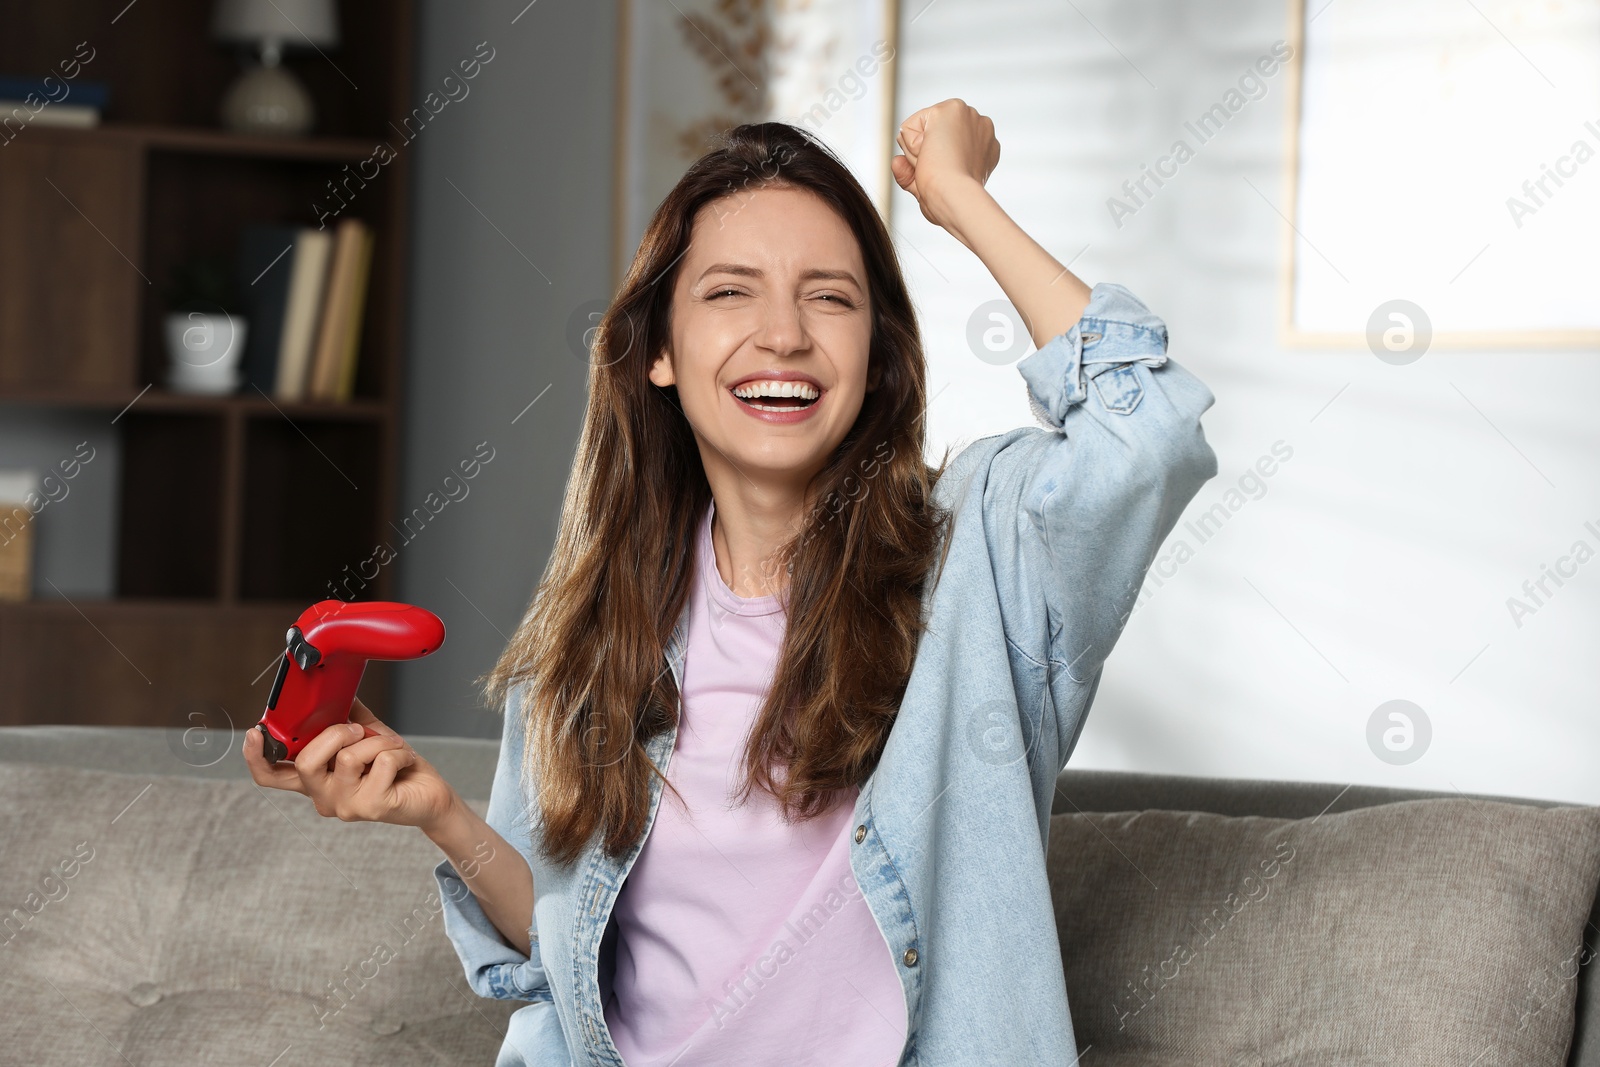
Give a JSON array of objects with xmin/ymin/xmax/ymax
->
[{"xmin": 1086, "ymin": 359, "xmax": 1144, "ymax": 414}]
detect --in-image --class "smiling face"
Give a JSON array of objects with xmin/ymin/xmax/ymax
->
[{"xmin": 649, "ymin": 183, "xmax": 877, "ymax": 501}]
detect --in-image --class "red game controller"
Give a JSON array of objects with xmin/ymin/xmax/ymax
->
[{"xmin": 254, "ymin": 600, "xmax": 445, "ymax": 763}]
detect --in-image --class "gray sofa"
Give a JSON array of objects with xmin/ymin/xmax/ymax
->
[{"xmin": 3, "ymin": 724, "xmax": 1596, "ymax": 1066}]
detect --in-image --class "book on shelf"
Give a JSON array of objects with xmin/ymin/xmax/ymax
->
[
  {"xmin": 308, "ymin": 218, "xmax": 374, "ymax": 402},
  {"xmin": 232, "ymin": 219, "xmax": 374, "ymax": 403},
  {"xmin": 235, "ymin": 224, "xmax": 300, "ymax": 396},
  {"xmin": 0, "ymin": 102, "xmax": 99, "ymax": 127},
  {"xmin": 0, "ymin": 469, "xmax": 36, "ymax": 602},
  {"xmin": 0, "ymin": 76, "xmax": 108, "ymax": 128},
  {"xmin": 273, "ymin": 229, "xmax": 334, "ymax": 401},
  {"xmin": 332, "ymin": 226, "xmax": 375, "ymax": 403}
]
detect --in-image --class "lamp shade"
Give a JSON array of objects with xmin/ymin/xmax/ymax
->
[{"xmin": 212, "ymin": 0, "xmax": 339, "ymax": 48}]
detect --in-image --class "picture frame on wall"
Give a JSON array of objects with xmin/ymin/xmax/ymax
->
[
  {"xmin": 1279, "ymin": 0, "xmax": 1600, "ymax": 349},
  {"xmin": 610, "ymin": 0, "xmax": 901, "ymax": 292}
]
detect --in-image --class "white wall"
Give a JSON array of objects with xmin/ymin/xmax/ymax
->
[{"xmin": 894, "ymin": 0, "xmax": 1600, "ymax": 804}]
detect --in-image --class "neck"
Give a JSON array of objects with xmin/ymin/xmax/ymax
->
[{"xmin": 706, "ymin": 481, "xmax": 815, "ymax": 599}]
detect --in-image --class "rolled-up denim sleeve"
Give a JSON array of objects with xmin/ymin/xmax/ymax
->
[
  {"xmin": 1012, "ymin": 281, "xmax": 1218, "ymax": 687},
  {"xmin": 432, "ymin": 681, "xmax": 552, "ymax": 1002}
]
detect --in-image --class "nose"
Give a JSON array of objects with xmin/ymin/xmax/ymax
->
[{"xmin": 752, "ymin": 299, "xmax": 809, "ymax": 358}]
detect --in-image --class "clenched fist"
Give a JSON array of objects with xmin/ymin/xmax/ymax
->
[{"xmin": 890, "ymin": 98, "xmax": 1001, "ymax": 231}]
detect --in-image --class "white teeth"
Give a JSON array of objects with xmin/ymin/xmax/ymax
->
[{"xmin": 732, "ymin": 379, "xmax": 820, "ymax": 400}]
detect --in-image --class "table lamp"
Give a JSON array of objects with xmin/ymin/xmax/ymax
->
[{"xmin": 211, "ymin": 0, "xmax": 340, "ymax": 136}]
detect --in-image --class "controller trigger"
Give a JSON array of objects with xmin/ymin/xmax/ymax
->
[
  {"xmin": 256, "ymin": 724, "xmax": 288, "ymax": 763},
  {"xmin": 286, "ymin": 626, "xmax": 322, "ymax": 671}
]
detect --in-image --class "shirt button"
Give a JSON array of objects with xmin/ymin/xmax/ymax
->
[
  {"xmin": 854, "ymin": 824, "xmax": 866, "ymax": 843},
  {"xmin": 902, "ymin": 947, "xmax": 918, "ymax": 967}
]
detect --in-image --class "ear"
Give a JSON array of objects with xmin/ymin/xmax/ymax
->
[
  {"xmin": 648, "ymin": 346, "xmax": 675, "ymax": 388},
  {"xmin": 866, "ymin": 361, "xmax": 882, "ymax": 392}
]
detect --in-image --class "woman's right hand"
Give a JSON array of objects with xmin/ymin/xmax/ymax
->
[{"xmin": 242, "ymin": 697, "xmax": 462, "ymax": 834}]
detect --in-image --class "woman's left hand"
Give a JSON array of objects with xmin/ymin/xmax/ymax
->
[{"xmin": 891, "ymin": 98, "xmax": 1000, "ymax": 231}]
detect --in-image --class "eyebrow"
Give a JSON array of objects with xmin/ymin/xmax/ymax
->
[{"xmin": 697, "ymin": 262, "xmax": 863, "ymax": 289}]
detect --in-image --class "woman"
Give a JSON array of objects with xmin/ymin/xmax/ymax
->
[{"xmin": 245, "ymin": 99, "xmax": 1218, "ymax": 1065}]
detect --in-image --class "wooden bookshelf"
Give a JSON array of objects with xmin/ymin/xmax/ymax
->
[{"xmin": 0, "ymin": 2, "xmax": 414, "ymax": 727}]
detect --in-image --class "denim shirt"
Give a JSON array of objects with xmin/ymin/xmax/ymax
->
[{"xmin": 433, "ymin": 281, "xmax": 1219, "ymax": 1066}]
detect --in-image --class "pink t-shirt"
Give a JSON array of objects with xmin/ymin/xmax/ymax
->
[{"xmin": 602, "ymin": 499, "xmax": 909, "ymax": 1066}]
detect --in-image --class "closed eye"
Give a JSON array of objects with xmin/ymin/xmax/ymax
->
[{"xmin": 705, "ymin": 288, "xmax": 855, "ymax": 307}]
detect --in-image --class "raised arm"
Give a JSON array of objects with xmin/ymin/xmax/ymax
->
[
  {"xmin": 1002, "ymin": 282, "xmax": 1217, "ymax": 685},
  {"xmin": 896, "ymin": 101, "xmax": 1218, "ymax": 771},
  {"xmin": 891, "ymin": 98, "xmax": 1093, "ymax": 346}
]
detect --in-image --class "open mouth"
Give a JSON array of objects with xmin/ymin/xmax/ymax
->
[{"xmin": 730, "ymin": 384, "xmax": 822, "ymax": 413}]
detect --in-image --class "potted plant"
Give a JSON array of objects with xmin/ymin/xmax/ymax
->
[{"xmin": 163, "ymin": 254, "xmax": 249, "ymax": 393}]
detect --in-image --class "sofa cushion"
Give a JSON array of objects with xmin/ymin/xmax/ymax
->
[
  {"xmin": 1049, "ymin": 798, "xmax": 1600, "ymax": 1067},
  {"xmin": 0, "ymin": 761, "xmax": 518, "ymax": 1065},
  {"xmin": 0, "ymin": 724, "xmax": 502, "ymax": 801}
]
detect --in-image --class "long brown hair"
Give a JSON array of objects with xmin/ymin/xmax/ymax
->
[{"xmin": 479, "ymin": 121, "xmax": 954, "ymax": 866}]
